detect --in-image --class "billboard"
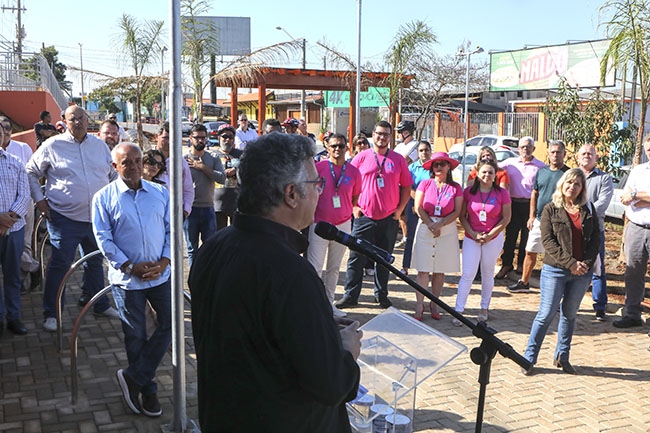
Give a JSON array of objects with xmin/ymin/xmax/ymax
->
[
  {"xmin": 324, "ymin": 87, "xmax": 390, "ymax": 108},
  {"xmin": 489, "ymin": 39, "xmax": 614, "ymax": 91},
  {"xmin": 181, "ymin": 16, "xmax": 251, "ymax": 56}
]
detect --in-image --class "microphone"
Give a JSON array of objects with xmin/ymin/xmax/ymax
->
[{"xmin": 314, "ymin": 221, "xmax": 395, "ymax": 264}]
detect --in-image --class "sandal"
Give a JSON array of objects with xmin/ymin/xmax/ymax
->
[
  {"xmin": 452, "ymin": 318, "xmax": 462, "ymax": 327},
  {"xmin": 413, "ymin": 304, "xmax": 424, "ymax": 321}
]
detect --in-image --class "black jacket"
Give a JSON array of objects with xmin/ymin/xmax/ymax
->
[
  {"xmin": 540, "ymin": 201, "xmax": 601, "ymax": 270},
  {"xmin": 189, "ymin": 213, "xmax": 360, "ymax": 433}
]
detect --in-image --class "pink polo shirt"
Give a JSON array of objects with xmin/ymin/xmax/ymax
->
[
  {"xmin": 500, "ymin": 156, "xmax": 546, "ymax": 199},
  {"xmin": 463, "ymin": 186, "xmax": 511, "ymax": 236},
  {"xmin": 351, "ymin": 148, "xmax": 413, "ymax": 220},
  {"xmin": 417, "ymin": 179, "xmax": 463, "ymax": 217},
  {"xmin": 314, "ymin": 160, "xmax": 362, "ymax": 226}
]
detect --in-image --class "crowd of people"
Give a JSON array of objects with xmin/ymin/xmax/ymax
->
[{"xmin": 1, "ymin": 105, "xmax": 650, "ymax": 429}]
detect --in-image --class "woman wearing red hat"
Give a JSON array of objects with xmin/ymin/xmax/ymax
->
[
  {"xmin": 455, "ymin": 160, "xmax": 511, "ymax": 325},
  {"xmin": 411, "ymin": 152, "xmax": 463, "ymax": 320}
]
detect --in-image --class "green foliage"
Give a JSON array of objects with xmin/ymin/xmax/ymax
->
[
  {"xmin": 319, "ymin": 111, "xmax": 330, "ymax": 135},
  {"xmin": 543, "ymin": 79, "xmax": 634, "ymax": 175},
  {"xmin": 88, "ymin": 85, "xmax": 123, "ymax": 114},
  {"xmin": 24, "ymin": 46, "xmax": 72, "ymax": 92}
]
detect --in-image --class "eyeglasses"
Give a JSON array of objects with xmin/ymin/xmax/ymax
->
[
  {"xmin": 1, "ymin": 124, "xmax": 10, "ymax": 131},
  {"xmin": 221, "ymin": 134, "xmax": 235, "ymax": 140},
  {"xmin": 374, "ymin": 131, "xmax": 391, "ymax": 137},
  {"xmin": 303, "ymin": 176, "xmax": 326, "ymax": 194},
  {"xmin": 108, "ymin": 117, "xmax": 117, "ymax": 120},
  {"xmin": 329, "ymin": 144, "xmax": 346, "ymax": 149},
  {"xmin": 356, "ymin": 141, "xmax": 369, "ymax": 146}
]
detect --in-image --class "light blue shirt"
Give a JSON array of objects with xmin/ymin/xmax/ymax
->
[
  {"xmin": 408, "ymin": 159, "xmax": 431, "ymax": 189},
  {"xmin": 92, "ymin": 177, "xmax": 171, "ymax": 290}
]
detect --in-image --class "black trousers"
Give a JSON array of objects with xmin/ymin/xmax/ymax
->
[{"xmin": 500, "ymin": 199, "xmax": 530, "ymax": 268}]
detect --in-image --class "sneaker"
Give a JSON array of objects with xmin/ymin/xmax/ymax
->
[
  {"xmin": 365, "ymin": 268, "xmax": 375, "ymax": 277},
  {"xmin": 117, "ymin": 369, "xmax": 142, "ymax": 414},
  {"xmin": 395, "ymin": 238, "xmax": 407, "ymax": 248},
  {"xmin": 507, "ymin": 280, "xmax": 530, "ymax": 293},
  {"xmin": 332, "ymin": 305, "xmax": 347, "ymax": 318},
  {"xmin": 43, "ymin": 317, "xmax": 57, "ymax": 332},
  {"xmin": 94, "ymin": 306, "xmax": 120, "ymax": 319},
  {"xmin": 612, "ymin": 316, "xmax": 643, "ymax": 328},
  {"xmin": 334, "ymin": 297, "xmax": 358, "ymax": 309},
  {"xmin": 141, "ymin": 393, "xmax": 162, "ymax": 417},
  {"xmin": 595, "ymin": 310, "xmax": 606, "ymax": 321}
]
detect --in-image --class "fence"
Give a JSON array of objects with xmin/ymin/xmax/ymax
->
[{"xmin": 504, "ymin": 112, "xmax": 539, "ymax": 141}]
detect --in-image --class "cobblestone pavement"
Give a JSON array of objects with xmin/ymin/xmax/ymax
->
[{"xmin": 1, "ymin": 249, "xmax": 649, "ymax": 432}]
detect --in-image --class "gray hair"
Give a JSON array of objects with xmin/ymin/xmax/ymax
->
[
  {"xmin": 548, "ymin": 140, "xmax": 565, "ymax": 152},
  {"xmin": 520, "ymin": 136, "xmax": 534, "ymax": 147},
  {"xmin": 237, "ymin": 133, "xmax": 315, "ymax": 217},
  {"xmin": 111, "ymin": 142, "xmax": 142, "ymax": 163}
]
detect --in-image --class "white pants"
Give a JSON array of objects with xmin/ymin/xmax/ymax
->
[
  {"xmin": 307, "ymin": 220, "xmax": 352, "ymax": 303},
  {"xmin": 455, "ymin": 232, "xmax": 504, "ymax": 312}
]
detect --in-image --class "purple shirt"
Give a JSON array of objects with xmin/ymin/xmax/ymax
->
[
  {"xmin": 500, "ymin": 156, "xmax": 546, "ymax": 199},
  {"xmin": 417, "ymin": 179, "xmax": 462, "ymax": 217},
  {"xmin": 157, "ymin": 157, "xmax": 195, "ymax": 216}
]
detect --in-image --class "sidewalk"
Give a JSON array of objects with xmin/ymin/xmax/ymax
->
[{"xmin": 1, "ymin": 250, "xmax": 649, "ymax": 432}]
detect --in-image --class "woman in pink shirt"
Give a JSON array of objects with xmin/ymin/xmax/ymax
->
[
  {"xmin": 411, "ymin": 152, "xmax": 463, "ymax": 321},
  {"xmin": 455, "ymin": 160, "xmax": 511, "ymax": 326}
]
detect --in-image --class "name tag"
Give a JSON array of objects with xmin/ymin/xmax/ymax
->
[
  {"xmin": 332, "ymin": 195, "xmax": 341, "ymax": 209},
  {"xmin": 433, "ymin": 205, "xmax": 442, "ymax": 216},
  {"xmin": 479, "ymin": 210, "xmax": 487, "ymax": 223},
  {"xmin": 377, "ymin": 176, "xmax": 384, "ymax": 188}
]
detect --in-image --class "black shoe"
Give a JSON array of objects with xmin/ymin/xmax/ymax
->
[
  {"xmin": 553, "ymin": 356, "xmax": 577, "ymax": 374},
  {"xmin": 6, "ymin": 320, "xmax": 27, "ymax": 335},
  {"xmin": 29, "ymin": 271, "xmax": 41, "ymax": 291},
  {"xmin": 521, "ymin": 364, "xmax": 534, "ymax": 376},
  {"xmin": 613, "ymin": 316, "xmax": 643, "ymax": 328},
  {"xmin": 507, "ymin": 280, "xmax": 530, "ymax": 293},
  {"xmin": 334, "ymin": 297, "xmax": 358, "ymax": 309},
  {"xmin": 117, "ymin": 369, "xmax": 142, "ymax": 414},
  {"xmin": 78, "ymin": 293, "xmax": 91, "ymax": 307},
  {"xmin": 495, "ymin": 266, "xmax": 513, "ymax": 279},
  {"xmin": 595, "ymin": 310, "xmax": 606, "ymax": 321},
  {"xmin": 141, "ymin": 393, "xmax": 162, "ymax": 417},
  {"xmin": 375, "ymin": 297, "xmax": 392, "ymax": 309}
]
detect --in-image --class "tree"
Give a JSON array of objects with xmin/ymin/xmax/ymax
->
[
  {"xmin": 24, "ymin": 46, "xmax": 72, "ymax": 93},
  {"xmin": 88, "ymin": 84, "xmax": 124, "ymax": 114},
  {"xmin": 599, "ymin": 0, "xmax": 650, "ymax": 165},
  {"xmin": 117, "ymin": 14, "xmax": 165, "ymax": 146},
  {"xmin": 181, "ymin": 0, "xmax": 220, "ymax": 124}
]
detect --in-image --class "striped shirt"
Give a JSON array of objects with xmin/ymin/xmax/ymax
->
[{"xmin": 0, "ymin": 148, "xmax": 30, "ymax": 232}]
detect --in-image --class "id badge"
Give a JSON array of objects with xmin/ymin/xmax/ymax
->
[
  {"xmin": 433, "ymin": 205, "xmax": 442, "ymax": 216},
  {"xmin": 479, "ymin": 210, "xmax": 487, "ymax": 222},
  {"xmin": 376, "ymin": 176, "xmax": 384, "ymax": 188},
  {"xmin": 332, "ymin": 195, "xmax": 342, "ymax": 209}
]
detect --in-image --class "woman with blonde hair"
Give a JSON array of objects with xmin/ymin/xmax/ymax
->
[{"xmin": 522, "ymin": 168, "xmax": 600, "ymax": 375}]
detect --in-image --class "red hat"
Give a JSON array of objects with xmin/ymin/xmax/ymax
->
[
  {"xmin": 422, "ymin": 152, "xmax": 460, "ymax": 170},
  {"xmin": 282, "ymin": 117, "xmax": 300, "ymax": 127},
  {"xmin": 218, "ymin": 124, "xmax": 236, "ymax": 135}
]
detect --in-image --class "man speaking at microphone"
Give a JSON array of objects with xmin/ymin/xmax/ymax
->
[{"xmin": 189, "ymin": 132, "xmax": 362, "ymax": 433}]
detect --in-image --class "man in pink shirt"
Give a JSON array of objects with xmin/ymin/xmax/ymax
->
[
  {"xmin": 496, "ymin": 136, "xmax": 546, "ymax": 279},
  {"xmin": 335, "ymin": 121, "xmax": 412, "ymax": 309},
  {"xmin": 307, "ymin": 134, "xmax": 361, "ymax": 318}
]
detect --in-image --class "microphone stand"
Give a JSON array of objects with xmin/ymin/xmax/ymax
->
[{"xmin": 358, "ymin": 247, "xmax": 532, "ymax": 433}]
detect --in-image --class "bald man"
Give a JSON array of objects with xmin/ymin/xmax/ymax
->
[
  {"xmin": 26, "ymin": 105, "xmax": 119, "ymax": 331},
  {"xmin": 577, "ymin": 144, "xmax": 613, "ymax": 321}
]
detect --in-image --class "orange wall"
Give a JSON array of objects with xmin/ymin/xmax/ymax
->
[{"xmin": 0, "ymin": 90, "xmax": 63, "ymax": 130}]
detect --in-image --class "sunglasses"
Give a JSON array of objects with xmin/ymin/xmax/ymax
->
[
  {"xmin": 221, "ymin": 134, "xmax": 235, "ymax": 140},
  {"xmin": 144, "ymin": 157, "xmax": 164, "ymax": 167},
  {"xmin": 356, "ymin": 141, "xmax": 369, "ymax": 146},
  {"xmin": 329, "ymin": 144, "xmax": 347, "ymax": 149},
  {"xmin": 432, "ymin": 161, "xmax": 448, "ymax": 168}
]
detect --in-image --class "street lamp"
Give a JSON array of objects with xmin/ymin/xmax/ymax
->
[
  {"xmin": 456, "ymin": 46, "xmax": 484, "ymax": 187},
  {"xmin": 276, "ymin": 26, "xmax": 306, "ymax": 120}
]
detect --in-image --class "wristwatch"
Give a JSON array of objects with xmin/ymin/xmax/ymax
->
[
  {"xmin": 123, "ymin": 263, "xmax": 133, "ymax": 275},
  {"xmin": 631, "ymin": 191, "xmax": 637, "ymax": 200}
]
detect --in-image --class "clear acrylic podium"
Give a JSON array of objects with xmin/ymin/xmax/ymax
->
[{"xmin": 347, "ymin": 308, "xmax": 467, "ymax": 433}]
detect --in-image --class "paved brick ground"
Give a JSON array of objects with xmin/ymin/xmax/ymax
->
[{"xmin": 1, "ymin": 247, "xmax": 649, "ymax": 432}]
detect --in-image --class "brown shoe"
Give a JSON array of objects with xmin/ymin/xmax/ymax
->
[{"xmin": 495, "ymin": 266, "xmax": 513, "ymax": 279}]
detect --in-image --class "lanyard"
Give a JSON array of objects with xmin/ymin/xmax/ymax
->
[
  {"xmin": 328, "ymin": 160, "xmax": 348, "ymax": 193},
  {"xmin": 434, "ymin": 180, "xmax": 449, "ymax": 206},
  {"xmin": 372, "ymin": 149, "xmax": 389, "ymax": 176},
  {"xmin": 479, "ymin": 189, "xmax": 492, "ymax": 210}
]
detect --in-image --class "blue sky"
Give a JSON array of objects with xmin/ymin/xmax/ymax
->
[{"xmin": 0, "ymin": 0, "xmax": 606, "ymax": 96}]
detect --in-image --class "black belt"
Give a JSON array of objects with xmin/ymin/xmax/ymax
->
[
  {"xmin": 511, "ymin": 197, "xmax": 531, "ymax": 203},
  {"xmin": 632, "ymin": 221, "xmax": 650, "ymax": 230}
]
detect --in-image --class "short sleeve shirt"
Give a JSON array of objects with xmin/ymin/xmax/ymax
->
[
  {"xmin": 408, "ymin": 160, "xmax": 431, "ymax": 189},
  {"xmin": 625, "ymin": 163, "xmax": 650, "ymax": 225},
  {"xmin": 314, "ymin": 160, "xmax": 361, "ymax": 226},
  {"xmin": 463, "ymin": 186, "xmax": 511, "ymax": 236},
  {"xmin": 533, "ymin": 165, "xmax": 569, "ymax": 220},
  {"xmin": 417, "ymin": 179, "xmax": 462, "ymax": 218},
  {"xmin": 500, "ymin": 156, "xmax": 546, "ymax": 199},
  {"xmin": 351, "ymin": 149, "xmax": 413, "ymax": 220}
]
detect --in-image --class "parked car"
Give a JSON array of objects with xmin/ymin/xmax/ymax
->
[
  {"xmin": 204, "ymin": 121, "xmax": 226, "ymax": 147},
  {"xmin": 181, "ymin": 121, "xmax": 193, "ymax": 136},
  {"xmin": 605, "ymin": 165, "xmax": 631, "ymax": 221},
  {"xmin": 449, "ymin": 134, "xmax": 519, "ymax": 155},
  {"xmin": 449, "ymin": 146, "xmax": 519, "ymax": 186}
]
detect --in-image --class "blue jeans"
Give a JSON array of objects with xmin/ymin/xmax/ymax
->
[
  {"xmin": 343, "ymin": 214, "xmax": 399, "ymax": 301},
  {"xmin": 112, "ymin": 280, "xmax": 172, "ymax": 395},
  {"xmin": 0, "ymin": 228, "xmax": 25, "ymax": 321},
  {"xmin": 591, "ymin": 230, "xmax": 607, "ymax": 312},
  {"xmin": 524, "ymin": 264, "xmax": 593, "ymax": 364},
  {"xmin": 184, "ymin": 206, "xmax": 217, "ymax": 266},
  {"xmin": 44, "ymin": 211, "xmax": 109, "ymax": 319},
  {"xmin": 403, "ymin": 198, "xmax": 418, "ymax": 269}
]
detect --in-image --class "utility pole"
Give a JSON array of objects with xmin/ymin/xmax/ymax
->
[
  {"xmin": 79, "ymin": 43, "xmax": 85, "ymax": 109},
  {"xmin": 301, "ymin": 38, "xmax": 306, "ymax": 120},
  {"xmin": 2, "ymin": 0, "xmax": 27, "ymax": 61}
]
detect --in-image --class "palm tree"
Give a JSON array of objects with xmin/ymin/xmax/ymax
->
[
  {"xmin": 117, "ymin": 14, "xmax": 165, "ymax": 146},
  {"xmin": 599, "ymin": 0, "xmax": 650, "ymax": 165}
]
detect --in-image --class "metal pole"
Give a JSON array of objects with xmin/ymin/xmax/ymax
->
[
  {"xmin": 301, "ymin": 38, "xmax": 306, "ymax": 120},
  {"xmin": 356, "ymin": 0, "xmax": 362, "ymax": 134},
  {"xmin": 161, "ymin": 47, "xmax": 166, "ymax": 123},
  {"xmin": 79, "ymin": 43, "xmax": 85, "ymax": 110},
  {"xmin": 168, "ymin": 0, "xmax": 186, "ymax": 430},
  {"xmin": 462, "ymin": 53, "xmax": 470, "ymax": 188},
  {"xmin": 16, "ymin": 0, "xmax": 22, "ymax": 61}
]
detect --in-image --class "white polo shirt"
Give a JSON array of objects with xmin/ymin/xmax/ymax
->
[{"xmin": 625, "ymin": 162, "xmax": 650, "ymax": 225}]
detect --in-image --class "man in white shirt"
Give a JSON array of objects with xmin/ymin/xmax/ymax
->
[
  {"xmin": 393, "ymin": 120, "xmax": 418, "ymax": 164},
  {"xmin": 107, "ymin": 113, "xmax": 126, "ymax": 143},
  {"xmin": 234, "ymin": 114, "xmax": 258, "ymax": 150}
]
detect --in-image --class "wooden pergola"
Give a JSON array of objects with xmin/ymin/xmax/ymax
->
[{"xmin": 212, "ymin": 67, "xmax": 414, "ymax": 143}]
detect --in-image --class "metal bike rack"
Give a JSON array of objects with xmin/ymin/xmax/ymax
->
[
  {"xmin": 39, "ymin": 231, "xmax": 50, "ymax": 291},
  {"xmin": 31, "ymin": 212, "xmax": 44, "ymax": 262},
  {"xmin": 56, "ymin": 250, "xmax": 104, "ymax": 352}
]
